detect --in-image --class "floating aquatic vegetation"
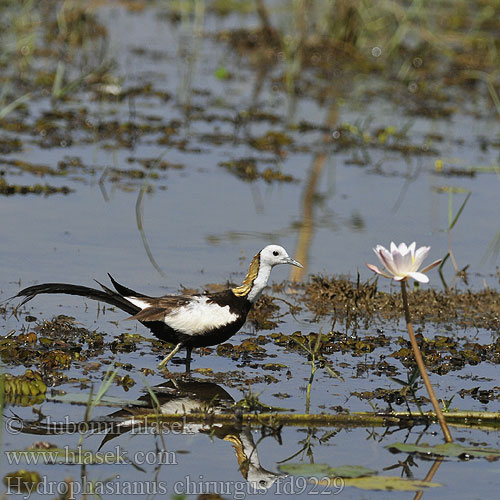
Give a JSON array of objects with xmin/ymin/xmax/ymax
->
[
  {"xmin": 216, "ymin": 339, "xmax": 266, "ymax": 359},
  {"xmin": 279, "ymin": 461, "xmax": 441, "ymax": 491},
  {"xmin": 2, "ymin": 370, "xmax": 46, "ymax": 406},
  {"xmin": 302, "ymin": 275, "xmax": 500, "ymax": 331},
  {"xmin": 249, "ymin": 130, "xmax": 293, "ymax": 153},
  {"xmin": 0, "ymin": 178, "xmax": 73, "ymax": 196},
  {"xmin": 114, "ymin": 374, "xmax": 136, "ymax": 391},
  {"xmin": 0, "ymin": 136, "xmax": 22, "ymax": 153},
  {"xmin": 219, "ymin": 158, "xmax": 297, "ymax": 183},
  {"xmin": 110, "ymin": 333, "xmax": 149, "ymax": 353},
  {"xmin": 129, "ymin": 157, "xmax": 184, "ymax": 171},
  {"xmin": 387, "ymin": 442, "xmax": 500, "ymax": 461},
  {"xmin": 0, "ymin": 315, "xmax": 106, "ymax": 378},
  {"xmin": 1, "ymin": 158, "xmax": 69, "ymax": 176},
  {"xmin": 247, "ymin": 295, "xmax": 281, "ymax": 329},
  {"xmin": 3, "ymin": 470, "xmax": 41, "ymax": 493},
  {"xmin": 278, "ymin": 462, "xmax": 376, "ymax": 479}
]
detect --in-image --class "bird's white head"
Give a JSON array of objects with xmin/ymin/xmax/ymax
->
[
  {"xmin": 259, "ymin": 245, "xmax": 303, "ymax": 268},
  {"xmin": 232, "ymin": 245, "xmax": 303, "ymax": 302}
]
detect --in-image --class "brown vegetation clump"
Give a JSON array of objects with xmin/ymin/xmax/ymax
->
[{"xmin": 303, "ymin": 274, "xmax": 500, "ymax": 331}]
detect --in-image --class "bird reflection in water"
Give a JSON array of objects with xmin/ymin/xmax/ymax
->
[
  {"xmin": 12, "ymin": 380, "xmax": 284, "ymax": 492},
  {"xmin": 99, "ymin": 380, "xmax": 284, "ymax": 491}
]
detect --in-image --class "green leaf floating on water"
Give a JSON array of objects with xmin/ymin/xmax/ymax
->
[
  {"xmin": 278, "ymin": 463, "xmax": 441, "ymax": 491},
  {"xmin": 278, "ymin": 463, "xmax": 376, "ymax": 478},
  {"xmin": 387, "ymin": 442, "xmax": 500, "ymax": 460},
  {"xmin": 319, "ymin": 476, "xmax": 442, "ymax": 491}
]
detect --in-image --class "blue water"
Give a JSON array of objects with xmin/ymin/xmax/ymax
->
[{"xmin": 1, "ymin": 3, "xmax": 499, "ymax": 499}]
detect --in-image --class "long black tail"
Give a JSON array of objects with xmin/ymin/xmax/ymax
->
[
  {"xmin": 14, "ymin": 281, "xmax": 140, "ymax": 316},
  {"xmin": 12, "ymin": 277, "xmax": 180, "ymax": 344}
]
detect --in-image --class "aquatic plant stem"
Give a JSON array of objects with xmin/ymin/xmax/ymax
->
[
  {"xmin": 400, "ymin": 280, "xmax": 453, "ymax": 443},
  {"xmin": 413, "ymin": 458, "xmax": 443, "ymax": 500},
  {"xmin": 305, "ymin": 360, "xmax": 316, "ymax": 414}
]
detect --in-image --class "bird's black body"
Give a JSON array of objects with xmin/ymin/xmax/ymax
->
[
  {"xmin": 14, "ymin": 277, "xmax": 252, "ymax": 349},
  {"xmin": 12, "ymin": 245, "xmax": 302, "ymax": 371}
]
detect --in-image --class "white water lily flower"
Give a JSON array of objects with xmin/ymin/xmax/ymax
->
[{"xmin": 366, "ymin": 242, "xmax": 441, "ymax": 283}]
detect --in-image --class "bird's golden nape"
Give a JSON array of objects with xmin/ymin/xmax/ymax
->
[
  {"xmin": 232, "ymin": 253, "xmax": 260, "ymax": 297},
  {"xmin": 12, "ymin": 245, "xmax": 302, "ymax": 372}
]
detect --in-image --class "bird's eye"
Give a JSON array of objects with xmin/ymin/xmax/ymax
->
[
  {"xmin": 273, "ymin": 250, "xmax": 279, "ymax": 256},
  {"xmin": 259, "ymin": 480, "xmax": 267, "ymax": 487}
]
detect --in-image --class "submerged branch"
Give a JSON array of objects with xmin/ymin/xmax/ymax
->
[
  {"xmin": 387, "ymin": 410, "xmax": 500, "ymax": 429},
  {"xmin": 138, "ymin": 411, "xmax": 397, "ymax": 427},
  {"xmin": 132, "ymin": 409, "xmax": 500, "ymax": 429}
]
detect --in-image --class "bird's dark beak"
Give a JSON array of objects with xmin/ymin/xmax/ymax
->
[{"xmin": 286, "ymin": 257, "xmax": 303, "ymax": 268}]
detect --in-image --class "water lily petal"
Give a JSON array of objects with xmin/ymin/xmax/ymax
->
[
  {"xmin": 407, "ymin": 271, "xmax": 430, "ymax": 283},
  {"xmin": 373, "ymin": 245, "xmax": 387, "ymax": 257},
  {"xmin": 390, "ymin": 242, "xmax": 398, "ymax": 254},
  {"xmin": 402, "ymin": 243, "xmax": 415, "ymax": 270},
  {"xmin": 393, "ymin": 274, "xmax": 407, "ymax": 281},
  {"xmin": 373, "ymin": 245, "xmax": 384, "ymax": 258},
  {"xmin": 378, "ymin": 247, "xmax": 398, "ymax": 275},
  {"xmin": 392, "ymin": 247, "xmax": 406, "ymax": 274},
  {"xmin": 420, "ymin": 259, "xmax": 442, "ymax": 273},
  {"xmin": 413, "ymin": 245, "xmax": 430, "ymax": 270},
  {"xmin": 366, "ymin": 263, "xmax": 393, "ymax": 279},
  {"xmin": 407, "ymin": 242, "xmax": 416, "ymax": 267},
  {"xmin": 373, "ymin": 246, "xmax": 388, "ymax": 269},
  {"xmin": 397, "ymin": 242, "xmax": 408, "ymax": 254}
]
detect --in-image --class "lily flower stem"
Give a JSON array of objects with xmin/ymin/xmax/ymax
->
[
  {"xmin": 400, "ymin": 281, "xmax": 453, "ymax": 443},
  {"xmin": 413, "ymin": 458, "xmax": 443, "ymax": 500},
  {"xmin": 306, "ymin": 353, "xmax": 317, "ymax": 415}
]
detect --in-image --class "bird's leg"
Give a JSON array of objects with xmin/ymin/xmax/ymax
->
[
  {"xmin": 158, "ymin": 342, "xmax": 184, "ymax": 370},
  {"xmin": 185, "ymin": 347, "xmax": 193, "ymax": 374}
]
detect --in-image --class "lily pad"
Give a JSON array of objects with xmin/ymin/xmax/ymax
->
[
  {"xmin": 387, "ymin": 442, "xmax": 500, "ymax": 460},
  {"xmin": 318, "ymin": 476, "xmax": 442, "ymax": 491},
  {"xmin": 278, "ymin": 463, "xmax": 376, "ymax": 478},
  {"xmin": 278, "ymin": 463, "xmax": 334, "ymax": 477},
  {"xmin": 279, "ymin": 463, "xmax": 441, "ymax": 491}
]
